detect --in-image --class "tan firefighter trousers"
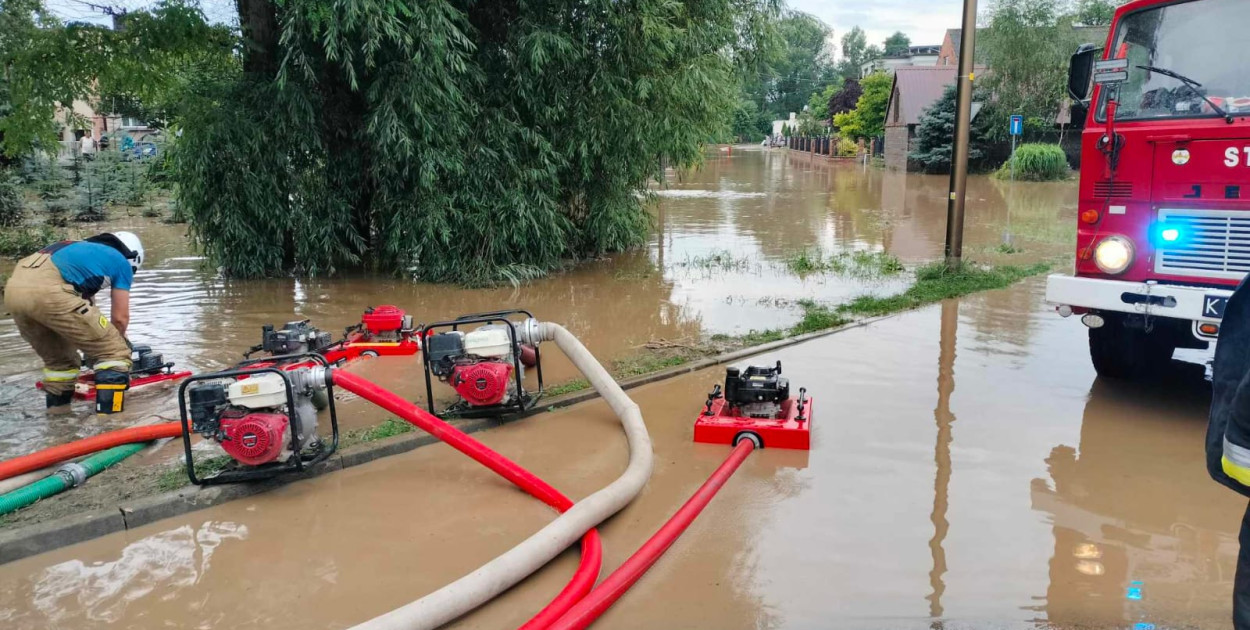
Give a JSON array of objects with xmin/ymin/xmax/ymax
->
[{"xmin": 4, "ymin": 253, "xmax": 131, "ymax": 396}]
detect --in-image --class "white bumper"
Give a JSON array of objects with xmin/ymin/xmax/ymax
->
[{"xmin": 1045, "ymin": 274, "xmax": 1232, "ymax": 323}]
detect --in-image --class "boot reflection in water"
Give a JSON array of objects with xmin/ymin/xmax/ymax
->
[{"xmin": 1206, "ymin": 276, "xmax": 1250, "ymax": 630}]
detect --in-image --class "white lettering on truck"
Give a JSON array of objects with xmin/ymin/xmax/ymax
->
[{"xmin": 1227, "ymin": 147, "xmax": 1241, "ymax": 167}]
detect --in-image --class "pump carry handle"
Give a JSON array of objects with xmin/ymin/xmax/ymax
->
[
  {"xmin": 796, "ymin": 387, "xmax": 808, "ymax": 422},
  {"xmin": 704, "ymin": 384, "xmax": 723, "ymax": 416}
]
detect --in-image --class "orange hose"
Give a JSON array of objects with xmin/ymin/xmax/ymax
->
[{"xmin": 0, "ymin": 421, "xmax": 184, "ymax": 482}]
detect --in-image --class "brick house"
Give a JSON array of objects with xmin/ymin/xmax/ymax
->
[{"xmin": 884, "ymin": 66, "xmax": 979, "ymax": 171}]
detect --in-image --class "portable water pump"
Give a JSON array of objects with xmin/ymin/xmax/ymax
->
[
  {"xmin": 178, "ymin": 353, "xmax": 339, "ymax": 484},
  {"xmin": 244, "ymin": 320, "xmax": 334, "ymax": 359},
  {"xmin": 694, "ymin": 361, "xmax": 813, "ymax": 450},
  {"xmin": 421, "ymin": 310, "xmax": 544, "ymax": 418}
]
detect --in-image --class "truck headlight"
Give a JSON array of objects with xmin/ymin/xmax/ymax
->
[{"xmin": 1094, "ymin": 236, "xmax": 1134, "ymax": 274}]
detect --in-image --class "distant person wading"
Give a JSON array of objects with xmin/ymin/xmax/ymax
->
[{"xmin": 3, "ymin": 232, "xmax": 144, "ymax": 413}]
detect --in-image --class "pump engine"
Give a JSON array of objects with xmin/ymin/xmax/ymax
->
[
  {"xmin": 245, "ymin": 320, "xmax": 333, "ymax": 359},
  {"xmin": 180, "ymin": 361, "xmax": 339, "ymax": 484},
  {"xmin": 421, "ymin": 310, "xmax": 545, "ymax": 417},
  {"xmin": 723, "ymin": 361, "xmax": 789, "ymax": 418},
  {"xmin": 359, "ymin": 305, "xmax": 415, "ymax": 342},
  {"xmin": 426, "ymin": 326, "xmax": 519, "ymax": 407}
]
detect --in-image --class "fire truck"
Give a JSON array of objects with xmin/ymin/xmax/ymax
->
[{"xmin": 1046, "ymin": 0, "xmax": 1250, "ymax": 379}]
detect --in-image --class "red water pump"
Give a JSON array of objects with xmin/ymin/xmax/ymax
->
[
  {"xmin": 421, "ymin": 310, "xmax": 545, "ymax": 418},
  {"xmin": 693, "ymin": 361, "xmax": 813, "ymax": 450},
  {"xmin": 180, "ymin": 357, "xmax": 340, "ymax": 485}
]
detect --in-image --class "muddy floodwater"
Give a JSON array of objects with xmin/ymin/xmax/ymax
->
[
  {"xmin": 0, "ymin": 277, "xmax": 1235, "ymax": 629},
  {"xmin": 0, "ymin": 149, "xmax": 1077, "ymax": 459}
]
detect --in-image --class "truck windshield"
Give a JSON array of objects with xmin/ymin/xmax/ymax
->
[{"xmin": 1101, "ymin": 0, "xmax": 1250, "ymax": 122}]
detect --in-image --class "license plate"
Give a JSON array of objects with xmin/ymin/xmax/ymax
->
[{"xmin": 1204, "ymin": 295, "xmax": 1229, "ymax": 320}]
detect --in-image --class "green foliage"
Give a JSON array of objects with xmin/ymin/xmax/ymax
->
[
  {"xmin": 1074, "ymin": 0, "xmax": 1123, "ymax": 26},
  {"xmin": 178, "ymin": 0, "xmax": 773, "ymax": 284},
  {"xmin": 0, "ymin": 0, "xmax": 235, "ymax": 158},
  {"xmin": 74, "ymin": 144, "xmax": 127, "ymax": 221},
  {"xmin": 545, "ymin": 379, "xmax": 591, "ymax": 397},
  {"xmin": 836, "ymin": 137, "xmax": 858, "ymax": 157},
  {"xmin": 732, "ymin": 100, "xmax": 771, "ymax": 143},
  {"xmin": 791, "ymin": 299, "xmax": 849, "ymax": 335},
  {"xmin": 0, "ymin": 169, "xmax": 25, "ymax": 228},
  {"xmin": 833, "ymin": 72, "xmax": 892, "ymax": 140},
  {"xmin": 839, "ymin": 262, "xmax": 1052, "ymax": 317},
  {"xmin": 883, "ymin": 31, "xmax": 912, "ymax": 56},
  {"xmin": 764, "ymin": 12, "xmax": 836, "ymax": 119},
  {"xmin": 994, "ymin": 143, "xmax": 1071, "ymax": 181},
  {"xmin": 0, "ymin": 224, "xmax": 63, "ymax": 258},
  {"xmin": 837, "ymin": 27, "xmax": 881, "ymax": 81},
  {"xmin": 909, "ymin": 84, "xmax": 993, "ymax": 173},
  {"xmin": 806, "ymin": 81, "xmax": 842, "ymax": 120},
  {"xmin": 795, "ymin": 111, "xmax": 824, "ymax": 137},
  {"xmin": 981, "ymin": 0, "xmax": 1080, "ymax": 140}
]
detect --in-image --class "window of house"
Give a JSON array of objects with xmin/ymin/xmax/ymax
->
[{"xmin": 119, "ymin": 116, "xmax": 146, "ymax": 129}]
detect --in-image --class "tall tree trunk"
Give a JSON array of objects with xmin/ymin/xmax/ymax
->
[{"xmin": 237, "ymin": 0, "xmax": 280, "ymax": 77}]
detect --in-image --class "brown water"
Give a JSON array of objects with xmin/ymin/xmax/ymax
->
[
  {"xmin": 0, "ymin": 277, "xmax": 1235, "ymax": 629},
  {"xmin": 0, "ymin": 149, "xmax": 1077, "ymax": 459}
]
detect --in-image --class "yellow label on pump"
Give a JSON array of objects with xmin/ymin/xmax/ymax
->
[
  {"xmin": 112, "ymin": 392, "xmax": 124, "ymax": 412},
  {"xmin": 241, "ymin": 383, "xmax": 259, "ymax": 395}
]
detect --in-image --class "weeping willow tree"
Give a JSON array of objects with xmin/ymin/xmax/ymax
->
[{"xmin": 175, "ymin": 0, "xmax": 777, "ymax": 284}]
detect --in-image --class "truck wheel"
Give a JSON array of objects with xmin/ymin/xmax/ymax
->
[{"xmin": 1088, "ymin": 317, "xmax": 1174, "ymax": 380}]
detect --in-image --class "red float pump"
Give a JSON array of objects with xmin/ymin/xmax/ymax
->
[{"xmin": 693, "ymin": 361, "xmax": 813, "ymax": 450}]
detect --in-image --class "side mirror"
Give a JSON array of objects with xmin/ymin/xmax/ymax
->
[{"xmin": 1068, "ymin": 44, "xmax": 1102, "ymax": 103}]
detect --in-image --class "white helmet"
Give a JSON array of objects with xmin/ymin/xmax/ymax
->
[{"xmin": 111, "ymin": 231, "xmax": 144, "ymax": 271}]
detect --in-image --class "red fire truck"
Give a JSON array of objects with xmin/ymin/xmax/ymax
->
[{"xmin": 1046, "ymin": 0, "xmax": 1250, "ymax": 379}]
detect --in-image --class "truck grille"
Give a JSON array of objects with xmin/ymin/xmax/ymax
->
[{"xmin": 1155, "ymin": 208, "xmax": 1250, "ymax": 281}]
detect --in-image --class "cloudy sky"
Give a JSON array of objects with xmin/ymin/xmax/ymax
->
[
  {"xmin": 50, "ymin": 0, "xmax": 969, "ymax": 59},
  {"xmin": 790, "ymin": 0, "xmax": 968, "ymax": 53}
]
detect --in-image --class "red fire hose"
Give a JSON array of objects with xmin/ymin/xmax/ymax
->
[
  {"xmin": 329, "ymin": 370, "xmax": 603, "ymax": 628},
  {"xmin": 545, "ymin": 438, "xmax": 756, "ymax": 630},
  {"xmin": 0, "ymin": 421, "xmax": 184, "ymax": 482}
]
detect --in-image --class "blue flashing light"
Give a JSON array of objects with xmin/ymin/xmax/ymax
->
[
  {"xmin": 1133, "ymin": 624, "xmax": 1156, "ymax": 630},
  {"xmin": 1160, "ymin": 228, "xmax": 1180, "ymax": 242},
  {"xmin": 1126, "ymin": 586, "xmax": 1144, "ymax": 601},
  {"xmin": 1153, "ymin": 223, "xmax": 1187, "ymax": 248}
]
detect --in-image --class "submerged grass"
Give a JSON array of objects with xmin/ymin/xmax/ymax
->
[
  {"xmin": 678, "ymin": 249, "xmax": 753, "ymax": 272},
  {"xmin": 840, "ymin": 261, "xmax": 1051, "ymax": 317},
  {"xmin": 155, "ymin": 455, "xmax": 234, "ymax": 492},
  {"xmin": 782, "ymin": 248, "xmax": 904, "ymax": 278},
  {"xmin": 339, "ymin": 418, "xmax": 416, "ymax": 450},
  {"xmin": 545, "ymin": 379, "xmax": 591, "ymax": 397}
]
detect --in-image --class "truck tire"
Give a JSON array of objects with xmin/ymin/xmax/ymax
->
[{"xmin": 1088, "ymin": 317, "xmax": 1174, "ymax": 380}]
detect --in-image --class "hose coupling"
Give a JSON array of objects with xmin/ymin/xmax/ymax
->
[
  {"xmin": 514, "ymin": 318, "xmax": 543, "ymax": 346},
  {"xmin": 57, "ymin": 462, "xmax": 90, "ymax": 487}
]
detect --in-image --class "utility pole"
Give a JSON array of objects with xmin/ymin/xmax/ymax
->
[{"xmin": 944, "ymin": 0, "xmax": 979, "ymax": 269}]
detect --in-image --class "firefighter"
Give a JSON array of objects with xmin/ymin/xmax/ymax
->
[
  {"xmin": 3, "ymin": 232, "xmax": 144, "ymax": 413},
  {"xmin": 1208, "ymin": 276, "xmax": 1250, "ymax": 630}
]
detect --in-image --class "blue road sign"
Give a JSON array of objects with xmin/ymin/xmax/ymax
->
[{"xmin": 1009, "ymin": 115, "xmax": 1024, "ymax": 136}]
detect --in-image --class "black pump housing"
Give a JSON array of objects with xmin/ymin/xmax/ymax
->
[{"xmin": 724, "ymin": 361, "xmax": 789, "ymax": 406}]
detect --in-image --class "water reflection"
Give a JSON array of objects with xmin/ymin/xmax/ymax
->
[
  {"xmin": 14, "ymin": 521, "xmax": 247, "ymax": 626},
  {"xmin": 1032, "ymin": 374, "xmax": 1239, "ymax": 627},
  {"xmin": 927, "ymin": 299, "xmax": 959, "ymax": 620}
]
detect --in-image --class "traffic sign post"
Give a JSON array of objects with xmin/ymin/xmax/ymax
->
[{"xmin": 1008, "ymin": 114, "xmax": 1023, "ymax": 183}]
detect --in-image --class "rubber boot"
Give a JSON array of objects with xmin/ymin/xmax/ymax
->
[
  {"xmin": 45, "ymin": 390, "xmax": 74, "ymax": 409},
  {"xmin": 94, "ymin": 369, "xmax": 130, "ymax": 414}
]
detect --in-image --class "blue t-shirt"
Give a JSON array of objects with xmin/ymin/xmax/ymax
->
[{"xmin": 50, "ymin": 242, "xmax": 134, "ymax": 296}]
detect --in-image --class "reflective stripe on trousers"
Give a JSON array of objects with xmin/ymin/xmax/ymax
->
[
  {"xmin": 42, "ymin": 368, "xmax": 79, "ymax": 383},
  {"xmin": 94, "ymin": 360, "xmax": 131, "ymax": 371},
  {"xmin": 1225, "ymin": 438, "xmax": 1250, "ymax": 487}
]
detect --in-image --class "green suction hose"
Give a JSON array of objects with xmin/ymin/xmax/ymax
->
[{"xmin": 0, "ymin": 442, "xmax": 149, "ymax": 517}]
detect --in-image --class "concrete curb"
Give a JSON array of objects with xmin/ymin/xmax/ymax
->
[{"xmin": 0, "ymin": 314, "xmax": 893, "ymax": 565}]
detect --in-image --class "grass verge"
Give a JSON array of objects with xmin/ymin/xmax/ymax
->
[
  {"xmin": 840, "ymin": 261, "xmax": 1051, "ymax": 317},
  {"xmin": 783, "ymin": 249, "xmax": 904, "ymax": 277}
]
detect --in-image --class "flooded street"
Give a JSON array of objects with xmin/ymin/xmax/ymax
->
[
  {"xmin": 0, "ymin": 278, "xmax": 1235, "ymax": 629},
  {"xmin": 1, "ymin": 148, "xmax": 1232, "ymax": 629},
  {"xmin": 0, "ymin": 149, "xmax": 1077, "ymax": 459}
]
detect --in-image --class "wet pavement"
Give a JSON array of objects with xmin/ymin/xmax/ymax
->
[
  {"xmin": 0, "ymin": 149, "xmax": 1077, "ymax": 459},
  {"xmin": 0, "ymin": 275, "xmax": 1237, "ymax": 629}
]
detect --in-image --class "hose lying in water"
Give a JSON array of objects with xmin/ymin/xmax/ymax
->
[
  {"xmin": 0, "ymin": 421, "xmax": 183, "ymax": 482},
  {"xmin": 346, "ymin": 320, "xmax": 654, "ymax": 630},
  {"xmin": 329, "ymin": 370, "xmax": 603, "ymax": 628},
  {"xmin": 0, "ymin": 442, "xmax": 150, "ymax": 516},
  {"xmin": 548, "ymin": 438, "xmax": 755, "ymax": 630}
]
